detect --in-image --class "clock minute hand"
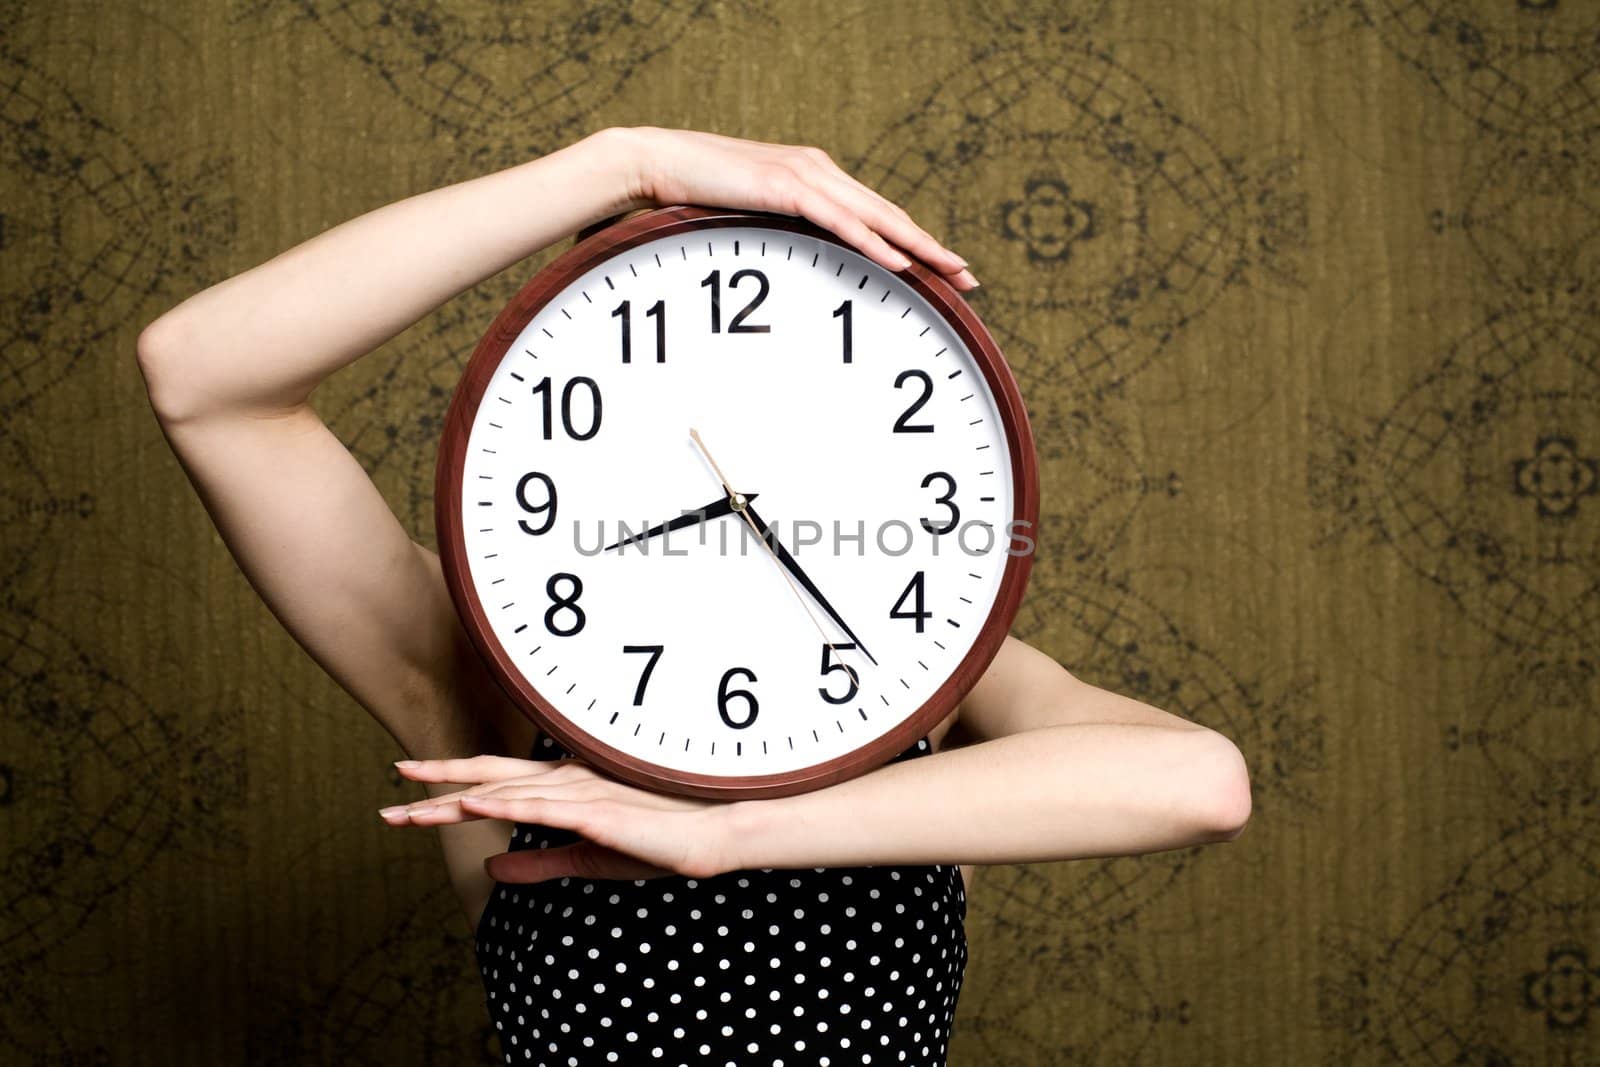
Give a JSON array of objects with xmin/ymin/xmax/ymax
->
[
  {"xmin": 688, "ymin": 429, "xmax": 873, "ymax": 676},
  {"xmin": 740, "ymin": 502, "xmax": 878, "ymax": 668},
  {"xmin": 603, "ymin": 493, "xmax": 757, "ymax": 552}
]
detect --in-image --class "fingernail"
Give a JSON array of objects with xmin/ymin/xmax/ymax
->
[
  {"xmin": 378, "ymin": 806, "xmax": 406, "ymax": 819},
  {"xmin": 949, "ymin": 252, "xmax": 968, "ymax": 269},
  {"xmin": 394, "ymin": 760, "xmax": 421, "ymax": 770},
  {"xmin": 409, "ymin": 804, "xmax": 436, "ymax": 816},
  {"xmin": 955, "ymin": 268, "xmax": 978, "ymax": 288},
  {"xmin": 891, "ymin": 254, "xmax": 912, "ymax": 271}
]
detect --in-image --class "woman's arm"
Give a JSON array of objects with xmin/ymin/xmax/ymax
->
[
  {"xmin": 383, "ymin": 636, "xmax": 1252, "ymax": 885},
  {"xmin": 136, "ymin": 126, "xmax": 972, "ymax": 919},
  {"xmin": 712, "ymin": 635, "xmax": 1252, "ymax": 872},
  {"xmin": 140, "ymin": 128, "xmax": 971, "ymax": 424}
]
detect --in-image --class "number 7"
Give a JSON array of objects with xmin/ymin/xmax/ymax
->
[{"xmin": 622, "ymin": 645, "xmax": 665, "ymax": 706}]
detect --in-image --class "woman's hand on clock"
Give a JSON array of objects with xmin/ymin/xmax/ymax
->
[
  {"xmin": 380, "ymin": 754, "xmax": 736, "ymax": 883},
  {"xmin": 609, "ymin": 126, "xmax": 978, "ymax": 290}
]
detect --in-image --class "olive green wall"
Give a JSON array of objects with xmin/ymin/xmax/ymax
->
[{"xmin": 3, "ymin": 1, "xmax": 1596, "ymax": 1063}]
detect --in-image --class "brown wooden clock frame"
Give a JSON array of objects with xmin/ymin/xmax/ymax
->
[{"xmin": 435, "ymin": 205, "xmax": 1040, "ymax": 800}]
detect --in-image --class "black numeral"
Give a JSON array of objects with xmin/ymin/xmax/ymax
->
[
  {"xmin": 833, "ymin": 300, "xmax": 853, "ymax": 363},
  {"xmin": 919, "ymin": 472, "xmax": 959, "ymax": 535},
  {"xmin": 701, "ymin": 269, "xmax": 771, "ymax": 334},
  {"xmin": 514, "ymin": 472, "xmax": 557, "ymax": 535},
  {"xmin": 818, "ymin": 643, "xmax": 860, "ymax": 705},
  {"xmin": 889, "ymin": 571, "xmax": 930, "ymax": 633},
  {"xmin": 717, "ymin": 667, "xmax": 759, "ymax": 729},
  {"xmin": 623, "ymin": 645, "xmax": 664, "ymax": 706},
  {"xmin": 893, "ymin": 370, "xmax": 934, "ymax": 433},
  {"xmin": 612, "ymin": 299, "xmax": 666, "ymax": 363},
  {"xmin": 543, "ymin": 573, "xmax": 586, "ymax": 637},
  {"xmin": 531, "ymin": 377, "xmax": 603, "ymax": 441}
]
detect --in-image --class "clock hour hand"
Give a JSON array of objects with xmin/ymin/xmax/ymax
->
[
  {"xmin": 603, "ymin": 493, "xmax": 757, "ymax": 552},
  {"xmin": 740, "ymin": 502, "xmax": 878, "ymax": 667}
]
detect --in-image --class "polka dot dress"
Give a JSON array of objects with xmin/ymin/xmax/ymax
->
[{"xmin": 475, "ymin": 731, "xmax": 968, "ymax": 1066}]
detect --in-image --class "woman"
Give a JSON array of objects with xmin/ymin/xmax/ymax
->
[{"xmin": 136, "ymin": 126, "xmax": 1252, "ymax": 1065}]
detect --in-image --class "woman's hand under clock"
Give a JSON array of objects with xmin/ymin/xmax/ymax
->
[{"xmin": 380, "ymin": 755, "xmax": 734, "ymax": 884}]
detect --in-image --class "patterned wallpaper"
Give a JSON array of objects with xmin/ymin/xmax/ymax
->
[{"xmin": 2, "ymin": 1, "xmax": 1595, "ymax": 1063}]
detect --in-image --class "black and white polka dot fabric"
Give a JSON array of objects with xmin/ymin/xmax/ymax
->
[{"xmin": 475, "ymin": 731, "xmax": 969, "ymax": 1066}]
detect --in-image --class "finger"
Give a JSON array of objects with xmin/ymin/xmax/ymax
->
[
  {"xmin": 485, "ymin": 843, "xmax": 675, "ymax": 885},
  {"xmin": 394, "ymin": 754, "xmax": 566, "ymax": 784},
  {"xmin": 788, "ymin": 184, "xmax": 912, "ymax": 274},
  {"xmin": 379, "ymin": 798, "xmax": 490, "ymax": 827},
  {"xmin": 381, "ymin": 761, "xmax": 607, "ymax": 824},
  {"xmin": 454, "ymin": 793, "xmax": 596, "ymax": 831},
  {"xmin": 823, "ymin": 184, "xmax": 975, "ymax": 288},
  {"xmin": 812, "ymin": 164, "xmax": 969, "ymax": 276},
  {"xmin": 476, "ymin": 777, "xmax": 723, "ymax": 817},
  {"xmin": 791, "ymin": 149, "xmax": 965, "ymax": 270},
  {"xmin": 475, "ymin": 778, "xmax": 605, "ymax": 802},
  {"xmin": 380, "ymin": 780, "xmax": 548, "ymax": 825},
  {"xmin": 378, "ymin": 779, "xmax": 538, "ymax": 825},
  {"xmin": 788, "ymin": 162, "xmax": 975, "ymax": 288}
]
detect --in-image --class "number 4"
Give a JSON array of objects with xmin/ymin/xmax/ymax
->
[{"xmin": 889, "ymin": 572, "xmax": 931, "ymax": 633}]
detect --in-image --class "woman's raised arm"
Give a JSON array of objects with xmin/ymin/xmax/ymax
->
[{"xmin": 139, "ymin": 127, "xmax": 970, "ymax": 423}]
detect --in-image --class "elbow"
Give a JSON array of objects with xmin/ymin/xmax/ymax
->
[
  {"xmin": 1193, "ymin": 729, "xmax": 1252, "ymax": 842},
  {"xmin": 135, "ymin": 314, "xmax": 189, "ymax": 423},
  {"xmin": 136, "ymin": 313, "xmax": 215, "ymax": 425}
]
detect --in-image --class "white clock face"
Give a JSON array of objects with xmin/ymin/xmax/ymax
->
[{"xmin": 458, "ymin": 223, "xmax": 1019, "ymax": 782}]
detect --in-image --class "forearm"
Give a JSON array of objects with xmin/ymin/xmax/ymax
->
[
  {"xmin": 139, "ymin": 127, "xmax": 645, "ymax": 418},
  {"xmin": 713, "ymin": 723, "xmax": 1251, "ymax": 873}
]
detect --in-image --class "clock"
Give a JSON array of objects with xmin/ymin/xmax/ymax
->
[{"xmin": 435, "ymin": 206, "xmax": 1038, "ymax": 800}]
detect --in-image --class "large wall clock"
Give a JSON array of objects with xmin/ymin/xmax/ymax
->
[{"xmin": 436, "ymin": 206, "xmax": 1038, "ymax": 800}]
